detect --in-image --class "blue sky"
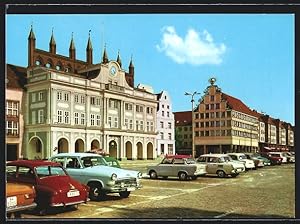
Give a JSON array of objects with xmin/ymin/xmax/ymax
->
[{"xmin": 6, "ymin": 14, "xmax": 294, "ymax": 125}]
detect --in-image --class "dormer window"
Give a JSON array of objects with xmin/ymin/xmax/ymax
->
[
  {"xmin": 46, "ymin": 62, "xmax": 52, "ymax": 68},
  {"xmin": 56, "ymin": 65, "xmax": 61, "ymax": 71},
  {"xmin": 35, "ymin": 60, "xmax": 41, "ymax": 66}
]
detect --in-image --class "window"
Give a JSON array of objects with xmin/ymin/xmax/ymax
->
[
  {"xmin": 129, "ymin": 120, "xmax": 133, "ymax": 130},
  {"xmin": 6, "ymin": 101, "xmax": 18, "ymax": 116},
  {"xmin": 81, "ymin": 113, "xmax": 85, "ymax": 125},
  {"xmin": 74, "ymin": 112, "xmax": 79, "ymax": 125},
  {"xmin": 168, "ymin": 122, "xmax": 172, "ymax": 129},
  {"xmin": 75, "ymin": 95, "xmax": 79, "ymax": 103},
  {"xmin": 136, "ymin": 105, "xmax": 143, "ymax": 113},
  {"xmin": 195, "ymin": 122, "xmax": 199, "ymax": 128},
  {"xmin": 146, "ymin": 121, "xmax": 150, "ymax": 131},
  {"xmin": 167, "ymin": 112, "xmax": 170, "ymax": 117},
  {"xmin": 90, "ymin": 114, "xmax": 95, "ymax": 126},
  {"xmin": 150, "ymin": 122, "xmax": 154, "ymax": 131},
  {"xmin": 210, "ymin": 104, "xmax": 215, "ymax": 110},
  {"xmin": 32, "ymin": 93, "xmax": 36, "ymax": 103},
  {"xmin": 200, "ymin": 113, "xmax": 204, "ymax": 119},
  {"xmin": 227, "ymin": 111, "xmax": 231, "ymax": 117},
  {"xmin": 206, "ymin": 104, "xmax": 209, "ymax": 110},
  {"xmin": 160, "ymin": 122, "xmax": 164, "ymax": 128},
  {"xmin": 216, "ymin": 103, "xmax": 220, "ymax": 109},
  {"xmin": 205, "ymin": 113, "xmax": 209, "ymax": 118},
  {"xmin": 140, "ymin": 121, "xmax": 144, "ymax": 130},
  {"xmin": 210, "ymin": 112, "xmax": 215, "ymax": 118},
  {"xmin": 56, "ymin": 65, "xmax": 61, "ymax": 71},
  {"xmin": 57, "ymin": 110, "xmax": 62, "ymax": 123},
  {"xmin": 57, "ymin": 92, "xmax": 62, "ymax": 100},
  {"xmin": 162, "ymin": 104, "xmax": 164, "ymax": 108},
  {"xmin": 125, "ymin": 118, "xmax": 129, "ymax": 129},
  {"xmin": 125, "ymin": 103, "xmax": 133, "ymax": 111},
  {"xmin": 64, "ymin": 111, "xmax": 69, "ymax": 124},
  {"xmin": 147, "ymin": 107, "xmax": 153, "ymax": 114},
  {"xmin": 216, "ymin": 112, "xmax": 219, "ymax": 118},
  {"xmin": 80, "ymin": 95, "xmax": 85, "ymax": 104},
  {"xmin": 205, "ymin": 122, "xmax": 209, "ymax": 127},
  {"xmin": 64, "ymin": 93, "xmax": 69, "ymax": 101},
  {"xmin": 6, "ymin": 121, "xmax": 18, "ymax": 136},
  {"xmin": 168, "ymin": 133, "xmax": 172, "ymax": 140},
  {"xmin": 38, "ymin": 110, "xmax": 44, "ymax": 123},
  {"xmin": 90, "ymin": 97, "xmax": 95, "ymax": 105},
  {"xmin": 108, "ymin": 117, "xmax": 112, "ymax": 127},
  {"xmin": 160, "ymin": 132, "xmax": 164, "ymax": 139},
  {"xmin": 200, "ymin": 122, "xmax": 204, "ymax": 127},
  {"xmin": 221, "ymin": 112, "xmax": 225, "ymax": 118},
  {"xmin": 162, "ymin": 111, "xmax": 165, "ymax": 116},
  {"xmin": 210, "ymin": 95, "xmax": 214, "ymax": 101},
  {"xmin": 96, "ymin": 115, "xmax": 101, "ymax": 126},
  {"xmin": 114, "ymin": 117, "xmax": 118, "ymax": 128},
  {"xmin": 46, "ymin": 62, "xmax": 52, "ymax": 68},
  {"xmin": 136, "ymin": 120, "xmax": 139, "ymax": 131},
  {"xmin": 39, "ymin": 92, "xmax": 44, "ymax": 101},
  {"xmin": 96, "ymin": 98, "xmax": 101, "ymax": 106}
]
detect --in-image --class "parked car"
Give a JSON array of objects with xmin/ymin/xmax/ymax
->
[
  {"xmin": 6, "ymin": 182, "xmax": 37, "ymax": 218},
  {"xmin": 146, "ymin": 154, "xmax": 207, "ymax": 181},
  {"xmin": 6, "ymin": 160, "xmax": 89, "ymax": 215},
  {"xmin": 227, "ymin": 153, "xmax": 255, "ymax": 170},
  {"xmin": 259, "ymin": 152, "xmax": 282, "ymax": 165},
  {"xmin": 268, "ymin": 152, "xmax": 288, "ymax": 163},
  {"xmin": 196, "ymin": 154, "xmax": 245, "ymax": 178},
  {"xmin": 244, "ymin": 153, "xmax": 265, "ymax": 168},
  {"xmin": 50, "ymin": 153, "xmax": 142, "ymax": 200},
  {"xmin": 251, "ymin": 153, "xmax": 271, "ymax": 166},
  {"xmin": 282, "ymin": 152, "xmax": 295, "ymax": 163}
]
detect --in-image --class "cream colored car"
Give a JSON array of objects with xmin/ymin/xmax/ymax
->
[{"xmin": 196, "ymin": 154, "xmax": 245, "ymax": 178}]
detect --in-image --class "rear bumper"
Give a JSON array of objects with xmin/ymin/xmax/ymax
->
[
  {"xmin": 7, "ymin": 202, "xmax": 37, "ymax": 213},
  {"xmin": 50, "ymin": 198, "xmax": 90, "ymax": 207}
]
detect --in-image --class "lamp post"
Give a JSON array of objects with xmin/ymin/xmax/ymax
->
[{"xmin": 185, "ymin": 91, "xmax": 201, "ymax": 158}]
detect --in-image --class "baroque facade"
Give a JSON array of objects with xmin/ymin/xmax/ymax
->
[{"xmin": 23, "ymin": 27, "xmax": 158, "ymax": 160}]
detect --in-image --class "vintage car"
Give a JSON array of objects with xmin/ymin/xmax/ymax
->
[
  {"xmin": 50, "ymin": 153, "xmax": 142, "ymax": 200},
  {"xmin": 196, "ymin": 154, "xmax": 245, "ymax": 178},
  {"xmin": 6, "ymin": 160, "xmax": 89, "ymax": 215},
  {"xmin": 227, "ymin": 153, "xmax": 255, "ymax": 170},
  {"xmin": 146, "ymin": 154, "xmax": 207, "ymax": 181},
  {"xmin": 268, "ymin": 152, "xmax": 288, "ymax": 163},
  {"xmin": 6, "ymin": 182, "xmax": 37, "ymax": 218},
  {"xmin": 259, "ymin": 152, "xmax": 282, "ymax": 165},
  {"xmin": 250, "ymin": 153, "xmax": 271, "ymax": 166},
  {"xmin": 244, "ymin": 153, "xmax": 265, "ymax": 168},
  {"xmin": 282, "ymin": 152, "xmax": 295, "ymax": 163}
]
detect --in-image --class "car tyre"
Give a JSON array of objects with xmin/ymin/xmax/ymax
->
[
  {"xmin": 88, "ymin": 182, "xmax": 104, "ymax": 201},
  {"xmin": 178, "ymin": 172, "xmax": 187, "ymax": 181},
  {"xmin": 217, "ymin": 170, "xmax": 226, "ymax": 178},
  {"xmin": 119, "ymin": 191, "xmax": 131, "ymax": 198},
  {"xmin": 149, "ymin": 171, "xmax": 158, "ymax": 179}
]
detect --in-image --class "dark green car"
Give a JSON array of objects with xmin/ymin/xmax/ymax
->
[
  {"xmin": 103, "ymin": 156, "xmax": 121, "ymax": 168},
  {"xmin": 253, "ymin": 154, "xmax": 271, "ymax": 166}
]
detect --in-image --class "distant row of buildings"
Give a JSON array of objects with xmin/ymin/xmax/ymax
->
[
  {"xmin": 6, "ymin": 27, "xmax": 294, "ymax": 161},
  {"xmin": 175, "ymin": 78, "xmax": 294, "ymax": 157},
  {"xmin": 6, "ymin": 27, "xmax": 175, "ymax": 161}
]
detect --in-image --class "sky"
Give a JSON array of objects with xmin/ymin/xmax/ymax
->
[{"xmin": 6, "ymin": 14, "xmax": 295, "ymax": 125}]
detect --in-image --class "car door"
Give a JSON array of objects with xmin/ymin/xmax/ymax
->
[
  {"xmin": 63, "ymin": 157, "xmax": 84, "ymax": 182},
  {"xmin": 172, "ymin": 158, "xmax": 186, "ymax": 176},
  {"xmin": 206, "ymin": 157, "xmax": 218, "ymax": 174},
  {"xmin": 157, "ymin": 158, "xmax": 174, "ymax": 176}
]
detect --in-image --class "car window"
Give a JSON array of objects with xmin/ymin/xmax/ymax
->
[
  {"xmin": 6, "ymin": 165, "xmax": 17, "ymax": 180},
  {"xmin": 197, "ymin": 157, "xmax": 206, "ymax": 162},
  {"xmin": 207, "ymin": 157, "xmax": 218, "ymax": 163},
  {"xmin": 186, "ymin": 158, "xmax": 196, "ymax": 164},
  {"xmin": 223, "ymin": 156, "xmax": 232, "ymax": 162},
  {"xmin": 66, "ymin": 157, "xmax": 81, "ymax": 168},
  {"xmin": 35, "ymin": 166, "xmax": 67, "ymax": 178},
  {"xmin": 218, "ymin": 157, "xmax": 225, "ymax": 163},
  {"xmin": 81, "ymin": 156, "xmax": 107, "ymax": 167},
  {"xmin": 51, "ymin": 157, "xmax": 65, "ymax": 166},
  {"xmin": 173, "ymin": 159, "xmax": 184, "ymax": 164},
  {"xmin": 16, "ymin": 166, "xmax": 35, "ymax": 183},
  {"xmin": 162, "ymin": 158, "xmax": 173, "ymax": 164},
  {"xmin": 239, "ymin": 155, "xmax": 247, "ymax": 159},
  {"xmin": 230, "ymin": 155, "xmax": 237, "ymax": 160}
]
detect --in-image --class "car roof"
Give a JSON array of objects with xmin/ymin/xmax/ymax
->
[
  {"xmin": 7, "ymin": 160, "xmax": 61, "ymax": 169},
  {"xmin": 227, "ymin": 153, "xmax": 246, "ymax": 155},
  {"xmin": 51, "ymin": 152, "xmax": 103, "ymax": 158},
  {"xmin": 200, "ymin": 154, "xmax": 230, "ymax": 157},
  {"xmin": 165, "ymin": 154, "xmax": 192, "ymax": 159}
]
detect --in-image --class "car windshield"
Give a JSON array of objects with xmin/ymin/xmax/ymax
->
[
  {"xmin": 35, "ymin": 166, "xmax": 67, "ymax": 178},
  {"xmin": 81, "ymin": 156, "xmax": 108, "ymax": 167},
  {"xmin": 223, "ymin": 156, "xmax": 232, "ymax": 162},
  {"xmin": 239, "ymin": 155, "xmax": 247, "ymax": 159},
  {"xmin": 186, "ymin": 158, "xmax": 196, "ymax": 164}
]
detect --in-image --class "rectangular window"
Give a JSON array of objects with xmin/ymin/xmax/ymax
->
[
  {"xmin": 167, "ymin": 112, "xmax": 170, "ymax": 117},
  {"xmin": 74, "ymin": 112, "xmax": 79, "ymax": 125},
  {"xmin": 136, "ymin": 105, "xmax": 143, "ymax": 113},
  {"xmin": 162, "ymin": 111, "xmax": 165, "ymax": 116},
  {"xmin": 57, "ymin": 92, "xmax": 62, "ymax": 100},
  {"xmin": 200, "ymin": 113, "xmax": 204, "ymax": 119},
  {"xmin": 216, "ymin": 103, "xmax": 220, "ymax": 109},
  {"xmin": 108, "ymin": 117, "xmax": 112, "ymax": 127},
  {"xmin": 90, "ymin": 114, "xmax": 95, "ymax": 126},
  {"xmin": 81, "ymin": 113, "xmax": 85, "ymax": 125},
  {"xmin": 64, "ymin": 93, "xmax": 69, "ymax": 101},
  {"xmin": 90, "ymin": 97, "xmax": 95, "ymax": 105},
  {"xmin": 129, "ymin": 119, "xmax": 133, "ymax": 130},
  {"xmin": 210, "ymin": 104, "xmax": 215, "ymax": 110},
  {"xmin": 39, "ymin": 92, "xmax": 44, "ymax": 101},
  {"xmin": 210, "ymin": 95, "xmax": 214, "ymax": 101},
  {"xmin": 6, "ymin": 101, "xmax": 18, "ymax": 116},
  {"xmin": 114, "ymin": 117, "xmax": 118, "ymax": 128},
  {"xmin": 146, "ymin": 121, "xmax": 150, "ymax": 131},
  {"xmin": 136, "ymin": 120, "xmax": 139, "ymax": 131},
  {"xmin": 168, "ymin": 133, "xmax": 172, "ymax": 140},
  {"xmin": 81, "ymin": 95, "xmax": 85, "ymax": 104},
  {"xmin": 64, "ymin": 111, "xmax": 69, "ymax": 124},
  {"xmin": 160, "ymin": 122, "xmax": 164, "ymax": 128},
  {"xmin": 160, "ymin": 132, "xmax": 164, "ymax": 139},
  {"xmin": 125, "ymin": 103, "xmax": 133, "ymax": 111},
  {"xmin": 38, "ymin": 109, "xmax": 44, "ymax": 123},
  {"xmin": 32, "ymin": 93, "xmax": 36, "ymax": 103},
  {"xmin": 150, "ymin": 122, "xmax": 154, "ymax": 131},
  {"xmin": 206, "ymin": 104, "xmax": 209, "ymax": 110},
  {"xmin": 205, "ymin": 113, "xmax": 209, "ymax": 118},
  {"xmin": 210, "ymin": 112, "xmax": 215, "ymax": 118},
  {"xmin": 96, "ymin": 115, "xmax": 101, "ymax": 126},
  {"xmin": 57, "ymin": 110, "xmax": 62, "ymax": 123},
  {"xmin": 96, "ymin": 98, "xmax": 101, "ymax": 106},
  {"xmin": 75, "ymin": 95, "xmax": 79, "ymax": 103},
  {"xmin": 6, "ymin": 121, "xmax": 18, "ymax": 136},
  {"xmin": 140, "ymin": 120, "xmax": 144, "ymax": 131},
  {"xmin": 168, "ymin": 122, "xmax": 172, "ymax": 129},
  {"xmin": 125, "ymin": 118, "xmax": 129, "ymax": 129}
]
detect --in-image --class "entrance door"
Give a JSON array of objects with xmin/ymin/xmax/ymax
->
[{"xmin": 7, "ymin": 144, "xmax": 17, "ymax": 161}]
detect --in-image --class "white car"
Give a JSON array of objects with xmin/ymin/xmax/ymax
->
[{"xmin": 227, "ymin": 153, "xmax": 255, "ymax": 170}]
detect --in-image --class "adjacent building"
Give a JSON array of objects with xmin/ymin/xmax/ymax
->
[
  {"xmin": 156, "ymin": 91, "xmax": 175, "ymax": 156},
  {"xmin": 23, "ymin": 27, "xmax": 158, "ymax": 160},
  {"xmin": 193, "ymin": 78, "xmax": 259, "ymax": 156},
  {"xmin": 6, "ymin": 64, "xmax": 27, "ymax": 160},
  {"xmin": 174, "ymin": 111, "xmax": 193, "ymax": 155}
]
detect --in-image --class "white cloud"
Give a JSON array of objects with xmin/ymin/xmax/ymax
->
[{"xmin": 156, "ymin": 26, "xmax": 226, "ymax": 65}]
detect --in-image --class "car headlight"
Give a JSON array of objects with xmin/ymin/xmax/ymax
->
[
  {"xmin": 111, "ymin": 173, "xmax": 117, "ymax": 181},
  {"xmin": 137, "ymin": 172, "xmax": 142, "ymax": 179}
]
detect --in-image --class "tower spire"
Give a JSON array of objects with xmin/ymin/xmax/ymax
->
[
  {"xmin": 28, "ymin": 24, "xmax": 36, "ymax": 67},
  {"xmin": 117, "ymin": 50, "xmax": 122, "ymax": 68},
  {"xmin": 86, "ymin": 30, "xmax": 93, "ymax": 64},
  {"xmin": 69, "ymin": 32, "xmax": 76, "ymax": 60},
  {"xmin": 49, "ymin": 27, "xmax": 56, "ymax": 54},
  {"xmin": 102, "ymin": 43, "xmax": 108, "ymax": 64}
]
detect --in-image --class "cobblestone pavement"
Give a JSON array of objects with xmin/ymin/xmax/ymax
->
[{"xmin": 15, "ymin": 162, "xmax": 295, "ymax": 220}]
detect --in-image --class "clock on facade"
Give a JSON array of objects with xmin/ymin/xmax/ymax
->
[{"xmin": 109, "ymin": 66, "xmax": 117, "ymax": 76}]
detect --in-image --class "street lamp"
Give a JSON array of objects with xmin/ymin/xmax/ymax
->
[{"xmin": 185, "ymin": 91, "xmax": 201, "ymax": 158}]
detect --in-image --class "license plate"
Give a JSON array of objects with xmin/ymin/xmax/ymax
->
[
  {"xmin": 126, "ymin": 187, "xmax": 136, "ymax": 191},
  {"xmin": 67, "ymin": 190, "xmax": 80, "ymax": 197},
  {"xmin": 7, "ymin": 196, "xmax": 17, "ymax": 208}
]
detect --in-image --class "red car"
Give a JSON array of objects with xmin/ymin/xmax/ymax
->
[
  {"xmin": 6, "ymin": 160, "xmax": 89, "ymax": 215},
  {"xmin": 259, "ymin": 152, "xmax": 282, "ymax": 165}
]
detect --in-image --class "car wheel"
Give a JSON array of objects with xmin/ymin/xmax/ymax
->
[
  {"xmin": 178, "ymin": 172, "xmax": 187, "ymax": 181},
  {"xmin": 217, "ymin": 170, "xmax": 226, "ymax": 178},
  {"xmin": 88, "ymin": 182, "xmax": 104, "ymax": 201},
  {"xmin": 191, "ymin": 175, "xmax": 198, "ymax": 180},
  {"xmin": 149, "ymin": 170, "xmax": 158, "ymax": 179},
  {"xmin": 119, "ymin": 191, "xmax": 131, "ymax": 198}
]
